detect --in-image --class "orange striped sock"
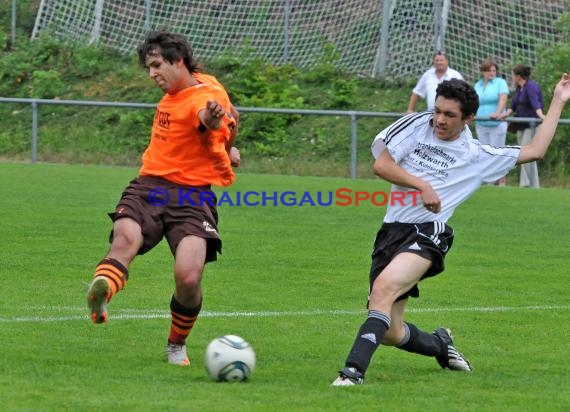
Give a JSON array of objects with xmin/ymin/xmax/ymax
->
[
  {"xmin": 93, "ymin": 257, "xmax": 129, "ymax": 302},
  {"xmin": 168, "ymin": 296, "xmax": 202, "ymax": 345}
]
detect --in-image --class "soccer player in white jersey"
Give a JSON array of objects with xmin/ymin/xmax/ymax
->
[{"xmin": 332, "ymin": 74, "xmax": 570, "ymax": 386}]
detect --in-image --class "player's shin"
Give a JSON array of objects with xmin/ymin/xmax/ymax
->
[
  {"xmin": 344, "ymin": 310, "xmax": 391, "ymax": 374},
  {"xmin": 396, "ymin": 322, "xmax": 443, "ymax": 356}
]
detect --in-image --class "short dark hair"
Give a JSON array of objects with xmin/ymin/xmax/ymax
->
[
  {"xmin": 436, "ymin": 78, "xmax": 479, "ymax": 118},
  {"xmin": 137, "ymin": 30, "xmax": 201, "ymax": 73},
  {"xmin": 432, "ymin": 50, "xmax": 449, "ymax": 61},
  {"xmin": 512, "ymin": 64, "xmax": 532, "ymax": 79}
]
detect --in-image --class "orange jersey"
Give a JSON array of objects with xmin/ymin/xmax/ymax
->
[{"xmin": 139, "ymin": 73, "xmax": 236, "ymax": 187}]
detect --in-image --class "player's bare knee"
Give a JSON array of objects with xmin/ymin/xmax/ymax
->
[
  {"xmin": 111, "ymin": 230, "xmax": 142, "ymax": 254},
  {"xmin": 174, "ymin": 269, "xmax": 202, "ymax": 291},
  {"xmin": 111, "ymin": 218, "xmax": 143, "ymax": 252},
  {"xmin": 369, "ymin": 283, "xmax": 400, "ymax": 308}
]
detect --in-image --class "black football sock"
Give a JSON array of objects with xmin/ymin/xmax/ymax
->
[
  {"xmin": 344, "ymin": 310, "xmax": 391, "ymax": 374},
  {"xmin": 396, "ymin": 322, "xmax": 445, "ymax": 357}
]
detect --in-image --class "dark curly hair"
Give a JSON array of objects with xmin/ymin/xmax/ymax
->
[
  {"xmin": 436, "ymin": 78, "xmax": 479, "ymax": 119},
  {"xmin": 137, "ymin": 30, "xmax": 201, "ymax": 73}
]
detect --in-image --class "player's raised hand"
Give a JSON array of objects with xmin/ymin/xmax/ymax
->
[
  {"xmin": 553, "ymin": 73, "xmax": 570, "ymax": 103},
  {"xmin": 199, "ymin": 100, "xmax": 226, "ymax": 130},
  {"xmin": 207, "ymin": 100, "xmax": 226, "ymax": 118}
]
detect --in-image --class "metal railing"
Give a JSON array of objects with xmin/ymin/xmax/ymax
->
[{"xmin": 1, "ymin": 97, "xmax": 568, "ymax": 178}]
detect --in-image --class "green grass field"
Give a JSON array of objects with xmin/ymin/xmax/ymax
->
[{"xmin": 1, "ymin": 162, "xmax": 569, "ymax": 412}]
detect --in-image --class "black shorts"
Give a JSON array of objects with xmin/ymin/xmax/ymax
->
[
  {"xmin": 369, "ymin": 222, "xmax": 454, "ymax": 301},
  {"xmin": 108, "ymin": 175, "xmax": 221, "ymax": 262}
]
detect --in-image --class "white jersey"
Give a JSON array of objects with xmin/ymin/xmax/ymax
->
[
  {"xmin": 371, "ymin": 112, "xmax": 520, "ymax": 224},
  {"xmin": 413, "ymin": 67, "xmax": 464, "ymax": 111}
]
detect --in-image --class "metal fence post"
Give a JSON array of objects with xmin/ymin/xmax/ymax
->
[
  {"xmin": 145, "ymin": 0, "xmax": 152, "ymax": 31},
  {"xmin": 283, "ymin": 0, "xmax": 291, "ymax": 63},
  {"xmin": 31, "ymin": 100, "xmax": 38, "ymax": 163},
  {"xmin": 350, "ymin": 112, "xmax": 357, "ymax": 179},
  {"xmin": 374, "ymin": 0, "xmax": 392, "ymax": 77},
  {"xmin": 10, "ymin": 0, "xmax": 17, "ymax": 49}
]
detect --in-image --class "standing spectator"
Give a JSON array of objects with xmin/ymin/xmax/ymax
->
[
  {"xmin": 500, "ymin": 64, "xmax": 545, "ymax": 188},
  {"xmin": 406, "ymin": 51, "xmax": 463, "ymax": 113},
  {"xmin": 474, "ymin": 59, "xmax": 510, "ymax": 185}
]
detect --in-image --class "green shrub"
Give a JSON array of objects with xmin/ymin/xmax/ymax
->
[{"xmin": 30, "ymin": 69, "xmax": 64, "ymax": 98}]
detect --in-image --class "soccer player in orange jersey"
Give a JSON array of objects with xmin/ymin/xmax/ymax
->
[{"xmin": 87, "ymin": 30, "xmax": 240, "ymax": 366}]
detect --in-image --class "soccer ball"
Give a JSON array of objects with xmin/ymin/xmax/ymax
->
[{"xmin": 204, "ymin": 335, "xmax": 256, "ymax": 382}]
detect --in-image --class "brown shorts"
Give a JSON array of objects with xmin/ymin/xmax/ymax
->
[{"xmin": 108, "ymin": 175, "xmax": 221, "ymax": 262}]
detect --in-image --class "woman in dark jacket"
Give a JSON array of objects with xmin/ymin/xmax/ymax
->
[{"xmin": 501, "ymin": 64, "xmax": 545, "ymax": 188}]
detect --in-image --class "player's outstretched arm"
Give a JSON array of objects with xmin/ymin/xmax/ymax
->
[{"xmin": 518, "ymin": 73, "xmax": 570, "ymax": 164}]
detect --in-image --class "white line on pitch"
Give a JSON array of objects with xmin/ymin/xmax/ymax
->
[{"xmin": 1, "ymin": 304, "xmax": 569, "ymax": 323}]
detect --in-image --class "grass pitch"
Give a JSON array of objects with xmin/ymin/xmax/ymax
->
[{"xmin": 1, "ymin": 162, "xmax": 569, "ymax": 412}]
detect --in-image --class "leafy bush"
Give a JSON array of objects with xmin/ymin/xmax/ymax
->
[{"xmin": 30, "ymin": 69, "xmax": 64, "ymax": 98}]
